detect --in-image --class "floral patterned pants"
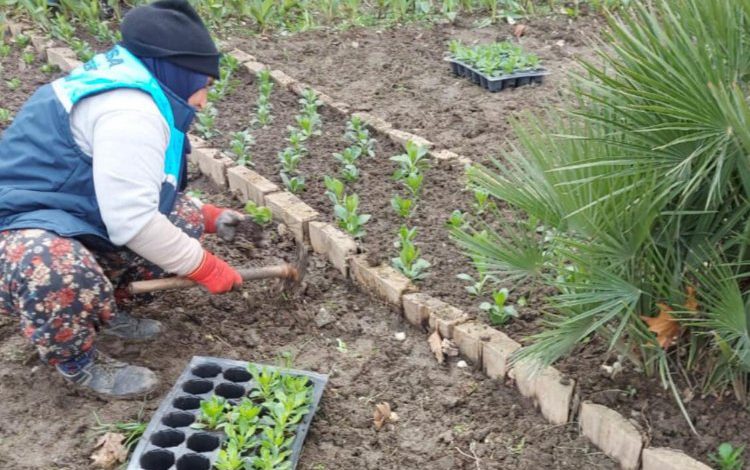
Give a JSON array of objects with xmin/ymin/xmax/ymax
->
[{"xmin": 0, "ymin": 195, "xmax": 203, "ymax": 365}]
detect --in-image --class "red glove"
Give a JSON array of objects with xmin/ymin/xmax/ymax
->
[
  {"xmin": 201, "ymin": 204, "xmax": 224, "ymax": 234},
  {"xmin": 201, "ymin": 204, "xmax": 245, "ymax": 241},
  {"xmin": 187, "ymin": 251, "xmax": 242, "ymax": 294}
]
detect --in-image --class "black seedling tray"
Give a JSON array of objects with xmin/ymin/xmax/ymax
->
[
  {"xmin": 127, "ymin": 356, "xmax": 328, "ymax": 470},
  {"xmin": 447, "ymin": 58, "xmax": 549, "ymax": 92}
]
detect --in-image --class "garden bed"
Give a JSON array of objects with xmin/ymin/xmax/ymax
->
[{"xmin": 227, "ymin": 15, "xmax": 601, "ymax": 160}]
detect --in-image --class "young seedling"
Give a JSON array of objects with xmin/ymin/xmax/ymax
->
[
  {"xmin": 480, "ymin": 288, "xmax": 518, "ymax": 326},
  {"xmin": 195, "ymin": 395, "xmax": 228, "ymax": 430},
  {"xmin": 91, "ymin": 411, "xmax": 146, "ymax": 451},
  {"xmin": 70, "ymin": 37, "xmax": 95, "ymax": 62},
  {"xmin": 287, "ymin": 128, "xmax": 307, "ymax": 154},
  {"xmin": 709, "ymin": 443, "xmax": 745, "ymax": 470},
  {"xmin": 278, "ymin": 147, "xmax": 302, "ymax": 174},
  {"xmin": 41, "ymin": 63, "xmax": 59, "ymax": 74},
  {"xmin": 245, "ymin": 201, "xmax": 273, "ymax": 226},
  {"xmin": 14, "ymin": 34, "xmax": 30, "ymax": 49},
  {"xmin": 472, "ymin": 187, "xmax": 493, "ymax": 214},
  {"xmin": 332, "ymin": 146, "xmax": 362, "ymax": 167},
  {"xmin": 402, "ymin": 171, "xmax": 424, "ymax": 197},
  {"xmin": 214, "ymin": 441, "xmax": 245, "ymax": 470},
  {"xmin": 0, "ymin": 43, "xmax": 10, "ymax": 58},
  {"xmin": 0, "ymin": 108, "xmax": 13, "ymax": 125},
  {"xmin": 228, "ymin": 130, "xmax": 254, "ymax": 167},
  {"xmin": 21, "ymin": 51, "xmax": 34, "ymax": 65},
  {"xmin": 256, "ymin": 101, "xmax": 273, "ymax": 127},
  {"xmin": 390, "ymin": 140, "xmax": 429, "ymax": 180},
  {"xmin": 195, "ymin": 103, "xmax": 220, "ymax": 139},
  {"xmin": 456, "ymin": 272, "xmax": 498, "ymax": 297},
  {"xmin": 390, "ymin": 195, "xmax": 414, "ymax": 218},
  {"xmin": 248, "ymin": 365, "xmax": 281, "ymax": 401},
  {"xmin": 446, "ymin": 209, "xmax": 467, "ymax": 229},
  {"xmin": 296, "ymin": 114, "xmax": 321, "ymax": 139},
  {"xmin": 324, "ymin": 176, "xmax": 345, "ymax": 205},
  {"xmin": 299, "ymin": 88, "xmax": 322, "ymax": 118},
  {"xmin": 280, "ymin": 172, "xmax": 306, "ymax": 194},
  {"xmin": 391, "ymin": 226, "xmax": 430, "ymax": 281},
  {"xmin": 5, "ymin": 78, "xmax": 21, "ymax": 91},
  {"xmin": 333, "ymin": 193, "xmax": 370, "ymax": 239}
]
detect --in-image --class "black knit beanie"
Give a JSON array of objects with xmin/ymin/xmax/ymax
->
[{"xmin": 120, "ymin": 0, "xmax": 220, "ymax": 78}]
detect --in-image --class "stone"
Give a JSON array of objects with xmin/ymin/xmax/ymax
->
[
  {"xmin": 349, "ymin": 255, "xmax": 412, "ymax": 307},
  {"xmin": 46, "ymin": 48, "xmax": 81, "ymax": 72},
  {"xmin": 314, "ymin": 307, "xmax": 336, "ymax": 328},
  {"xmin": 457, "ymin": 360, "xmax": 468, "ymax": 368},
  {"xmin": 227, "ymin": 166, "xmax": 279, "ymax": 206},
  {"xmin": 452, "ymin": 322, "xmax": 494, "ymax": 365},
  {"xmin": 535, "ymin": 367, "xmax": 574, "ymax": 425},
  {"xmin": 386, "ymin": 129, "xmax": 433, "ymax": 150},
  {"xmin": 264, "ymin": 192, "xmax": 319, "ymax": 242},
  {"xmin": 308, "ymin": 222, "xmax": 358, "ymax": 277},
  {"xmin": 430, "ymin": 149, "xmax": 461, "ymax": 162},
  {"xmin": 193, "ymin": 149, "xmax": 232, "ymax": 188},
  {"xmin": 579, "ymin": 402, "xmax": 643, "ymax": 470},
  {"xmin": 351, "ymin": 112, "xmax": 392, "ymax": 135},
  {"xmin": 228, "ymin": 48, "xmax": 256, "ymax": 64},
  {"xmin": 270, "ymin": 69, "xmax": 297, "ymax": 89},
  {"xmin": 427, "ymin": 301, "xmax": 469, "ymax": 339},
  {"xmin": 29, "ymin": 34, "xmax": 52, "ymax": 54},
  {"xmin": 288, "ymin": 81, "xmax": 310, "ymax": 96},
  {"xmin": 243, "ymin": 60, "xmax": 268, "ymax": 75},
  {"xmin": 641, "ymin": 448, "xmax": 712, "ymax": 470},
  {"xmin": 402, "ymin": 293, "xmax": 434, "ymax": 328},
  {"xmin": 482, "ymin": 330, "xmax": 521, "ymax": 380},
  {"xmin": 394, "ymin": 332, "xmax": 406, "ymax": 341}
]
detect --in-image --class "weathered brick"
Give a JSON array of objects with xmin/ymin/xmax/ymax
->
[
  {"xmin": 243, "ymin": 60, "xmax": 268, "ymax": 75},
  {"xmin": 264, "ymin": 192, "xmax": 318, "ymax": 242},
  {"xmin": 402, "ymin": 292, "xmax": 434, "ymax": 328},
  {"xmin": 482, "ymin": 330, "xmax": 521, "ymax": 380},
  {"xmin": 641, "ymin": 448, "xmax": 711, "ymax": 470},
  {"xmin": 427, "ymin": 300, "xmax": 469, "ymax": 339},
  {"xmin": 46, "ymin": 48, "xmax": 81, "ymax": 72},
  {"xmin": 227, "ymin": 166, "xmax": 279, "ymax": 206},
  {"xmin": 188, "ymin": 134, "xmax": 210, "ymax": 150},
  {"xmin": 579, "ymin": 402, "xmax": 643, "ymax": 470},
  {"xmin": 351, "ymin": 112, "xmax": 392, "ymax": 134},
  {"xmin": 193, "ymin": 149, "xmax": 232, "ymax": 188},
  {"xmin": 270, "ymin": 69, "xmax": 296, "ymax": 89},
  {"xmin": 329, "ymin": 101, "xmax": 351, "ymax": 116},
  {"xmin": 453, "ymin": 322, "xmax": 501, "ymax": 365},
  {"xmin": 535, "ymin": 367, "xmax": 574, "ymax": 425},
  {"xmin": 512, "ymin": 360, "xmax": 539, "ymax": 398},
  {"xmin": 430, "ymin": 149, "xmax": 460, "ymax": 161},
  {"xmin": 309, "ymin": 221, "xmax": 358, "ymax": 276},
  {"xmin": 387, "ymin": 129, "xmax": 433, "ymax": 150},
  {"xmin": 228, "ymin": 48, "xmax": 256, "ymax": 64},
  {"xmin": 349, "ymin": 255, "xmax": 411, "ymax": 307},
  {"xmin": 30, "ymin": 34, "xmax": 52, "ymax": 54}
]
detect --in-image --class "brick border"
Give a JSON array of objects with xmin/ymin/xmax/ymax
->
[{"xmin": 5, "ymin": 21, "xmax": 713, "ymax": 470}]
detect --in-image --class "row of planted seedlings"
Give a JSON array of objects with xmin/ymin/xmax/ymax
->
[{"xmin": 199, "ymin": 59, "xmax": 528, "ymax": 333}]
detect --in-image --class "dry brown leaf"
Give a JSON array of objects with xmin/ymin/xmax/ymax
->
[
  {"xmin": 514, "ymin": 24, "xmax": 527, "ymax": 38},
  {"xmin": 442, "ymin": 338, "xmax": 459, "ymax": 357},
  {"xmin": 641, "ymin": 303, "xmax": 681, "ymax": 349},
  {"xmin": 684, "ymin": 285, "xmax": 698, "ymax": 313},
  {"xmin": 428, "ymin": 330, "xmax": 444, "ymax": 364},
  {"xmin": 373, "ymin": 402, "xmax": 396, "ymax": 431},
  {"xmin": 90, "ymin": 432, "xmax": 128, "ymax": 469}
]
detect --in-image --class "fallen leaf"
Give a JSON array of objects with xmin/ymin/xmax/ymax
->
[
  {"xmin": 373, "ymin": 402, "xmax": 397, "ymax": 431},
  {"xmin": 428, "ymin": 330, "xmax": 444, "ymax": 364},
  {"xmin": 684, "ymin": 285, "xmax": 698, "ymax": 313},
  {"xmin": 91, "ymin": 432, "xmax": 128, "ymax": 469},
  {"xmin": 442, "ymin": 338, "xmax": 459, "ymax": 357},
  {"xmin": 514, "ymin": 24, "xmax": 527, "ymax": 38},
  {"xmin": 641, "ymin": 303, "xmax": 681, "ymax": 349}
]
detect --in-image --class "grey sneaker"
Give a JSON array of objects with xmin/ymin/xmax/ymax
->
[
  {"xmin": 102, "ymin": 310, "xmax": 162, "ymax": 341},
  {"xmin": 58, "ymin": 351, "xmax": 158, "ymax": 399}
]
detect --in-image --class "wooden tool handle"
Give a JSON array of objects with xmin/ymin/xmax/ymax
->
[{"xmin": 128, "ymin": 264, "xmax": 297, "ymax": 295}]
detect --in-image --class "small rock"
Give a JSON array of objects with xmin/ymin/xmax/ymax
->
[
  {"xmin": 457, "ymin": 360, "xmax": 468, "ymax": 368},
  {"xmin": 437, "ymin": 429, "xmax": 454, "ymax": 444},
  {"xmin": 394, "ymin": 332, "xmax": 406, "ymax": 341},
  {"xmin": 351, "ymin": 41, "xmax": 359, "ymax": 48},
  {"xmin": 314, "ymin": 307, "xmax": 337, "ymax": 328}
]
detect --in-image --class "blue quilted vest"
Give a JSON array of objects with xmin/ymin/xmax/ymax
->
[{"xmin": 0, "ymin": 45, "xmax": 195, "ymax": 251}]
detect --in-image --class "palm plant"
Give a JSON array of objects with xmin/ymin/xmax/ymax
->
[{"xmin": 451, "ymin": 0, "xmax": 750, "ymax": 426}]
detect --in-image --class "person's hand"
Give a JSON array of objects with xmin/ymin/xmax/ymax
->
[
  {"xmin": 201, "ymin": 204, "xmax": 245, "ymax": 242},
  {"xmin": 186, "ymin": 251, "xmax": 242, "ymax": 294}
]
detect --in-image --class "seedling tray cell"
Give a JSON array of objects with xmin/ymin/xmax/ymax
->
[
  {"xmin": 127, "ymin": 356, "xmax": 328, "ymax": 470},
  {"xmin": 447, "ymin": 59, "xmax": 549, "ymax": 93}
]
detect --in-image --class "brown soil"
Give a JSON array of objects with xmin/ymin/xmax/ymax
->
[{"xmin": 229, "ymin": 15, "xmax": 602, "ymax": 160}]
